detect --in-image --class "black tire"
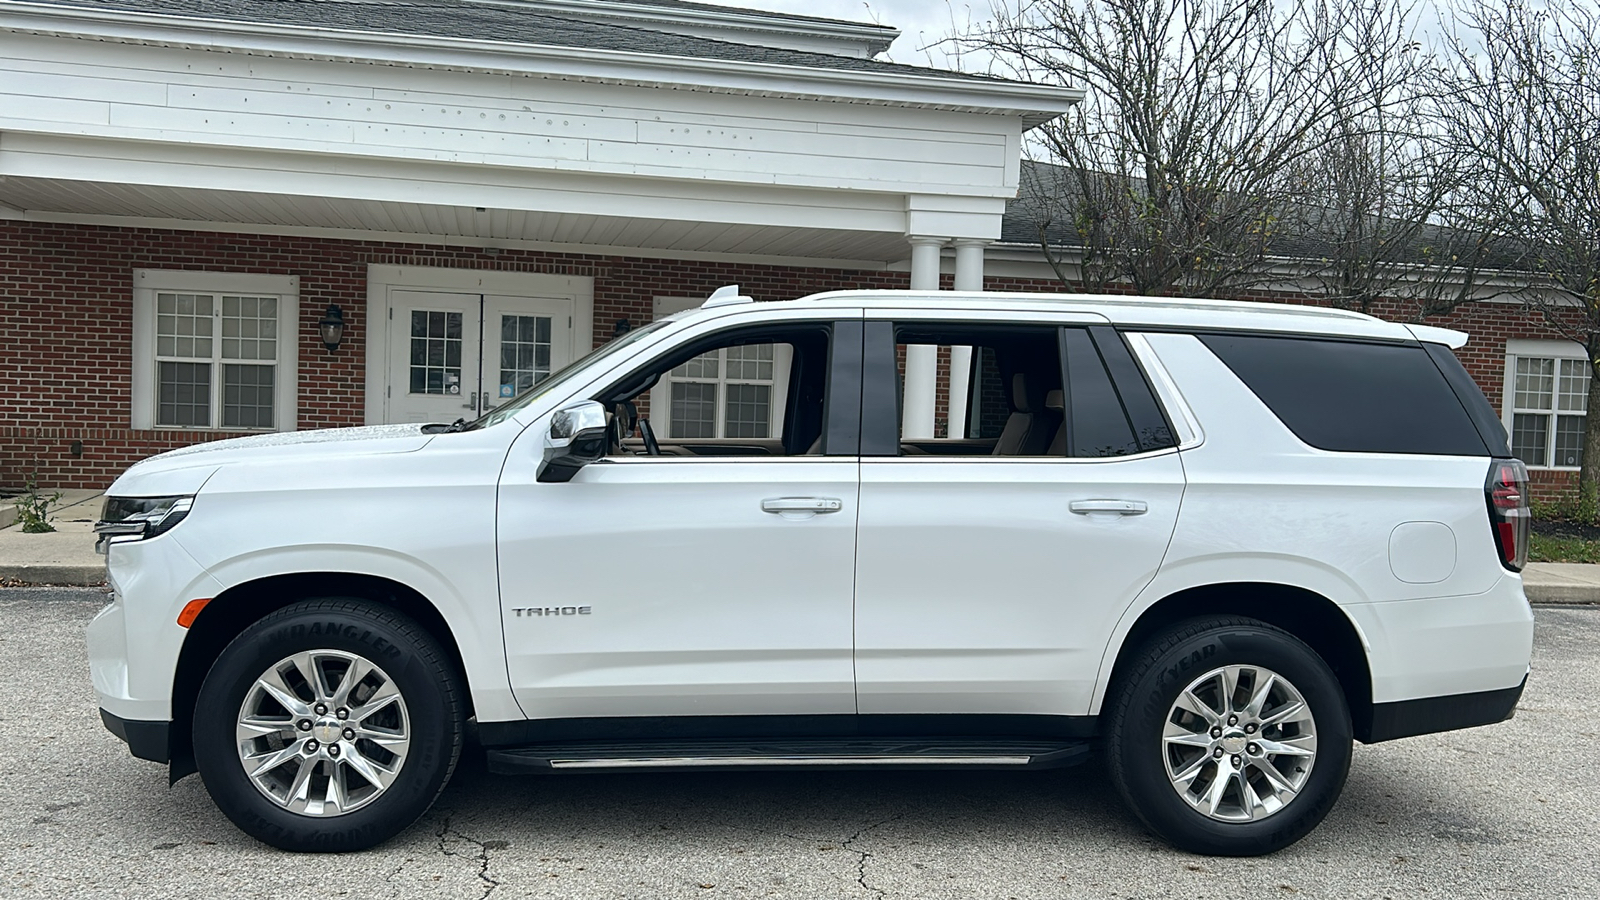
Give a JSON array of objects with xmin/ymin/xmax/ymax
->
[
  {"xmin": 193, "ymin": 599, "xmax": 465, "ymax": 852},
  {"xmin": 1104, "ymin": 616, "xmax": 1352, "ymax": 856}
]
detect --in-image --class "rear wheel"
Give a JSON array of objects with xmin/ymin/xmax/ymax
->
[
  {"xmin": 192, "ymin": 599, "xmax": 465, "ymax": 851},
  {"xmin": 1105, "ymin": 616, "xmax": 1352, "ymax": 856}
]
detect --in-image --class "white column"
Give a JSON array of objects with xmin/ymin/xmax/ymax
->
[
  {"xmin": 902, "ymin": 237, "xmax": 944, "ymax": 439},
  {"xmin": 947, "ymin": 240, "xmax": 986, "ymax": 439}
]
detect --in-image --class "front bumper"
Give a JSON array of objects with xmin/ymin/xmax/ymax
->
[{"xmin": 99, "ymin": 708, "xmax": 170, "ymax": 763}]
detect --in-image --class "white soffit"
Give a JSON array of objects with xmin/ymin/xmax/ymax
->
[{"xmin": 0, "ymin": 175, "xmax": 916, "ymax": 261}]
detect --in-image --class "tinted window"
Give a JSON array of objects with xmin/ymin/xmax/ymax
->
[
  {"xmin": 1201, "ymin": 334, "xmax": 1490, "ymax": 456},
  {"xmin": 1087, "ymin": 327, "xmax": 1176, "ymax": 453},
  {"xmin": 1062, "ymin": 329, "xmax": 1140, "ymax": 457}
]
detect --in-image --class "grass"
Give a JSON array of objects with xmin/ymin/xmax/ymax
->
[{"xmin": 1529, "ymin": 532, "xmax": 1600, "ymax": 564}]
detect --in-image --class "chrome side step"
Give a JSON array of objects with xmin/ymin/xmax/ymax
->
[{"xmin": 486, "ymin": 739, "xmax": 1090, "ymax": 774}]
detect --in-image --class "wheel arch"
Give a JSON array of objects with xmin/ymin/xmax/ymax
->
[
  {"xmin": 1099, "ymin": 582, "xmax": 1377, "ymax": 742},
  {"xmin": 167, "ymin": 572, "xmax": 472, "ymax": 781}
]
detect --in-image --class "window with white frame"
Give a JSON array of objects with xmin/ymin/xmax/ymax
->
[
  {"xmin": 132, "ymin": 270, "xmax": 299, "ymax": 432},
  {"xmin": 650, "ymin": 296, "xmax": 789, "ymax": 440},
  {"xmin": 1504, "ymin": 340, "xmax": 1590, "ymax": 468}
]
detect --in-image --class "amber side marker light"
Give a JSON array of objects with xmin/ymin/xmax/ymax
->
[{"xmin": 177, "ymin": 598, "xmax": 212, "ymax": 628}]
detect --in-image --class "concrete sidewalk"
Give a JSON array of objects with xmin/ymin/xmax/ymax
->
[
  {"xmin": 0, "ymin": 489, "xmax": 106, "ymax": 586},
  {"xmin": 2, "ymin": 492, "xmax": 1598, "ymax": 600}
]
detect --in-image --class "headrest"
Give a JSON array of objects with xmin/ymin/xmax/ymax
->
[
  {"xmin": 1044, "ymin": 389, "xmax": 1064, "ymax": 411},
  {"xmin": 1011, "ymin": 373, "xmax": 1031, "ymax": 413}
]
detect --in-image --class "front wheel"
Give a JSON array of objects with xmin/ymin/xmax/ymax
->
[
  {"xmin": 1105, "ymin": 616, "xmax": 1352, "ymax": 856},
  {"xmin": 192, "ymin": 599, "xmax": 465, "ymax": 851}
]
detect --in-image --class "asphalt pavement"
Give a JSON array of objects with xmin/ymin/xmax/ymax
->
[{"xmin": 2, "ymin": 588, "xmax": 1596, "ymax": 899}]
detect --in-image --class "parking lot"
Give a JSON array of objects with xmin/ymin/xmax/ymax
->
[{"xmin": 2, "ymin": 590, "xmax": 1594, "ymax": 900}]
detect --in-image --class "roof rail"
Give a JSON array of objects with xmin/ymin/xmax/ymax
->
[{"xmin": 702, "ymin": 284, "xmax": 753, "ymax": 308}]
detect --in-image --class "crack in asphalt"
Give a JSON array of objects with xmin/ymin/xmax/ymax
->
[
  {"xmin": 434, "ymin": 814, "xmax": 503, "ymax": 900},
  {"xmin": 840, "ymin": 813, "xmax": 906, "ymax": 899}
]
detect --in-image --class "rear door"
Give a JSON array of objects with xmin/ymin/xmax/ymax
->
[{"xmin": 852, "ymin": 319, "xmax": 1186, "ymax": 717}]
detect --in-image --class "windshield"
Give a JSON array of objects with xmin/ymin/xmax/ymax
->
[{"xmin": 470, "ymin": 319, "xmax": 674, "ymax": 429}]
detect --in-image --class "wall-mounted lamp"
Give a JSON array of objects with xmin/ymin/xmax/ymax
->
[
  {"xmin": 318, "ymin": 304, "xmax": 346, "ymax": 352},
  {"xmin": 613, "ymin": 317, "xmax": 632, "ymax": 338}
]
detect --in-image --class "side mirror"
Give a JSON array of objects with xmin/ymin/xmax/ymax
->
[{"xmin": 537, "ymin": 400, "xmax": 609, "ymax": 483}]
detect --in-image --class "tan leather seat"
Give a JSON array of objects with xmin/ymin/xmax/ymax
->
[{"xmin": 994, "ymin": 374, "xmax": 1053, "ymax": 456}]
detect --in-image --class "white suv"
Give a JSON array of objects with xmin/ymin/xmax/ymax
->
[{"xmin": 89, "ymin": 288, "xmax": 1534, "ymax": 856}]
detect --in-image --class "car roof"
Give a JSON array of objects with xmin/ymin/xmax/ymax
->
[{"xmin": 689, "ymin": 289, "xmax": 1466, "ymax": 347}]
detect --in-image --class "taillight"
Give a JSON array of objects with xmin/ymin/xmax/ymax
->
[{"xmin": 1485, "ymin": 459, "xmax": 1530, "ymax": 571}]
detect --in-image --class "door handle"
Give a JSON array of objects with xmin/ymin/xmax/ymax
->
[
  {"xmin": 761, "ymin": 497, "xmax": 844, "ymax": 515},
  {"xmin": 1069, "ymin": 499, "xmax": 1148, "ymax": 516}
]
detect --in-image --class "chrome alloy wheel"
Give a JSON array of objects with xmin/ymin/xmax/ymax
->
[
  {"xmin": 235, "ymin": 650, "xmax": 410, "ymax": 817},
  {"xmin": 1162, "ymin": 664, "xmax": 1318, "ymax": 822}
]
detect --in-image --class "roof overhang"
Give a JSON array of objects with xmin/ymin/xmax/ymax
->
[
  {"xmin": 496, "ymin": 0, "xmax": 902, "ymax": 56},
  {"xmin": 0, "ymin": 1, "xmax": 1081, "ymax": 126}
]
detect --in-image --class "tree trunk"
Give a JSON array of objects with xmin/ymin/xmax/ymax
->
[{"xmin": 1579, "ymin": 334, "xmax": 1600, "ymax": 518}]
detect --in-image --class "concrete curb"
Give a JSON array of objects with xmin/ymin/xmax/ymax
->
[
  {"xmin": 0, "ymin": 564, "xmax": 106, "ymax": 587},
  {"xmin": 1525, "ymin": 584, "xmax": 1600, "ymax": 604}
]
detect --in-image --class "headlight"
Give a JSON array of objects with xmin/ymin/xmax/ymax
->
[{"xmin": 94, "ymin": 495, "xmax": 194, "ymax": 554}]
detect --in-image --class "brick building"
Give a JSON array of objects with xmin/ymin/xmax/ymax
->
[{"xmin": 0, "ymin": 0, "xmax": 1583, "ymax": 494}]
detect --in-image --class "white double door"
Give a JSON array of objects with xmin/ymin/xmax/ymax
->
[{"xmin": 387, "ymin": 290, "xmax": 573, "ymax": 424}]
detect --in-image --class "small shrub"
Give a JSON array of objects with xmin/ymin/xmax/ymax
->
[
  {"xmin": 13, "ymin": 474, "xmax": 61, "ymax": 534},
  {"xmin": 1531, "ymin": 482, "xmax": 1600, "ymax": 527}
]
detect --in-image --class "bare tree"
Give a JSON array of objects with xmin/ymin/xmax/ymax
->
[
  {"xmin": 1293, "ymin": 1, "xmax": 1514, "ymax": 320},
  {"xmin": 1443, "ymin": 0, "xmax": 1600, "ymax": 495},
  {"xmin": 963, "ymin": 0, "xmax": 1369, "ymax": 297}
]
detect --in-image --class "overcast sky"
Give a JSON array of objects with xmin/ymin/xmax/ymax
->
[{"xmin": 692, "ymin": 0, "xmax": 991, "ymax": 69}]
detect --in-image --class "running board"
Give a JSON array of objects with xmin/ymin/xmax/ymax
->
[{"xmin": 485, "ymin": 739, "xmax": 1091, "ymax": 774}]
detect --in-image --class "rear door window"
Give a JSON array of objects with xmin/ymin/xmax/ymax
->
[{"xmin": 1200, "ymin": 334, "xmax": 1491, "ymax": 456}]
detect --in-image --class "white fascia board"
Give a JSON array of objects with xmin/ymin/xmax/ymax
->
[
  {"xmin": 477, "ymin": 0, "xmax": 900, "ymax": 55},
  {"xmin": 0, "ymin": 2, "xmax": 1081, "ymax": 126}
]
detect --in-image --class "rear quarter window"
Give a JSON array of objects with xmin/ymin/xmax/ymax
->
[{"xmin": 1200, "ymin": 334, "xmax": 1491, "ymax": 456}]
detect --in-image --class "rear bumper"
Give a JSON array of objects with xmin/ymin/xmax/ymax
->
[
  {"xmin": 99, "ymin": 708, "xmax": 170, "ymax": 763},
  {"xmin": 1362, "ymin": 675, "xmax": 1526, "ymax": 743}
]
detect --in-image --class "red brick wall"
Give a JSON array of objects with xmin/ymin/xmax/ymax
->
[{"xmin": 0, "ymin": 220, "xmax": 1581, "ymax": 491}]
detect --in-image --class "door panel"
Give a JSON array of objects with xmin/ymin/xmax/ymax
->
[
  {"xmin": 497, "ymin": 457, "xmax": 861, "ymax": 719},
  {"xmin": 482, "ymin": 294, "xmax": 573, "ymax": 416},
  {"xmin": 853, "ymin": 452, "xmax": 1184, "ymax": 716},
  {"xmin": 388, "ymin": 291, "xmax": 479, "ymax": 424}
]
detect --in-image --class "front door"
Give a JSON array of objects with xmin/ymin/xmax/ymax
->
[
  {"xmin": 496, "ymin": 316, "xmax": 864, "ymax": 722},
  {"xmin": 386, "ymin": 290, "xmax": 572, "ymax": 423}
]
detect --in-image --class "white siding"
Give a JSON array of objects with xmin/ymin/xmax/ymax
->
[{"xmin": 0, "ymin": 34, "xmax": 1020, "ymax": 202}]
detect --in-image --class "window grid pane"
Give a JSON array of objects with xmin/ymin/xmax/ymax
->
[
  {"xmin": 1554, "ymin": 414, "xmax": 1586, "ymax": 468},
  {"xmin": 670, "ymin": 382, "xmax": 717, "ymax": 438},
  {"xmin": 1512, "ymin": 412, "xmax": 1550, "ymax": 466},
  {"xmin": 155, "ymin": 292, "xmax": 214, "ymax": 360},
  {"xmin": 219, "ymin": 295, "xmax": 278, "ymax": 361},
  {"xmin": 724, "ymin": 344, "xmax": 773, "ymax": 381},
  {"xmin": 724, "ymin": 383, "xmax": 771, "ymax": 438},
  {"xmin": 222, "ymin": 364, "xmax": 275, "ymax": 429},
  {"xmin": 157, "ymin": 361, "xmax": 212, "ymax": 427},
  {"xmin": 1558, "ymin": 359, "xmax": 1590, "ymax": 412},
  {"xmin": 498, "ymin": 314, "xmax": 552, "ymax": 396},
  {"xmin": 409, "ymin": 310, "xmax": 463, "ymax": 395},
  {"xmin": 673, "ymin": 352, "xmax": 719, "ymax": 379}
]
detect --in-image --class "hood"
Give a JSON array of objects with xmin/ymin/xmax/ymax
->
[{"xmin": 109, "ymin": 424, "xmax": 435, "ymax": 496}]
